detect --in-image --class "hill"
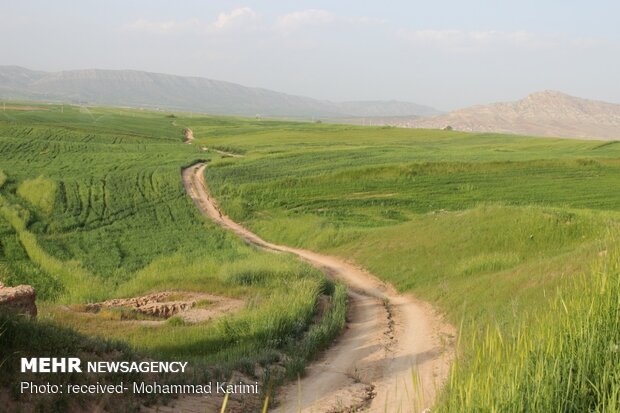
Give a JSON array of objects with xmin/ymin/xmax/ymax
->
[
  {"xmin": 0, "ymin": 66, "xmax": 439, "ymax": 118},
  {"xmin": 407, "ymin": 91, "xmax": 620, "ymax": 140}
]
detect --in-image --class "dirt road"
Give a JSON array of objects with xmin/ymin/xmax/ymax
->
[{"xmin": 182, "ymin": 163, "xmax": 455, "ymax": 413}]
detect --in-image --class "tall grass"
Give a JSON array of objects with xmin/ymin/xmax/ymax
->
[
  {"xmin": 283, "ymin": 282, "xmax": 347, "ymax": 378},
  {"xmin": 439, "ymin": 246, "xmax": 620, "ymax": 412}
]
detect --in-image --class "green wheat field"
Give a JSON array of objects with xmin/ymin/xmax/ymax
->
[{"xmin": 1, "ymin": 103, "xmax": 619, "ymax": 411}]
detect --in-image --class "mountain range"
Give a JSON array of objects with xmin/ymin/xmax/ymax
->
[
  {"xmin": 405, "ymin": 91, "xmax": 620, "ymax": 140},
  {"xmin": 2, "ymin": 66, "xmax": 619, "ymax": 140},
  {"xmin": 0, "ymin": 66, "xmax": 440, "ymax": 119}
]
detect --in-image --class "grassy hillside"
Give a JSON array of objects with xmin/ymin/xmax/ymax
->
[
  {"xmin": 186, "ymin": 117, "xmax": 620, "ymax": 410},
  {"xmin": 0, "ymin": 104, "xmax": 345, "ymax": 406},
  {"xmin": 2, "ymin": 105, "xmax": 619, "ymax": 410}
]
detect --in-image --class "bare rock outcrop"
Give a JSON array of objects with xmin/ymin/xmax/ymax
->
[
  {"xmin": 83, "ymin": 291, "xmax": 244, "ymax": 323},
  {"xmin": 84, "ymin": 292, "xmax": 190, "ymax": 318},
  {"xmin": 0, "ymin": 282, "xmax": 37, "ymax": 318}
]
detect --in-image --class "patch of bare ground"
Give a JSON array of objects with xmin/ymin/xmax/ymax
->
[{"xmin": 77, "ymin": 291, "xmax": 244, "ymax": 324}]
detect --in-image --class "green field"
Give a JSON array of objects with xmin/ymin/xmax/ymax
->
[
  {"xmin": 0, "ymin": 105, "xmax": 346, "ymax": 410},
  {"xmin": 189, "ymin": 117, "xmax": 620, "ymax": 411},
  {"xmin": 1, "ymin": 104, "xmax": 619, "ymax": 411}
]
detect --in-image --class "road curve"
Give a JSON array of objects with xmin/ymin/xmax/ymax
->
[{"xmin": 182, "ymin": 163, "xmax": 455, "ymax": 413}]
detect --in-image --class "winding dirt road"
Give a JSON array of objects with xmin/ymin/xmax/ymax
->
[{"xmin": 182, "ymin": 163, "xmax": 455, "ymax": 413}]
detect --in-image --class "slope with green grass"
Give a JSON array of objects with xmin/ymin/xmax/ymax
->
[
  {"xmin": 0, "ymin": 104, "xmax": 345, "ymax": 411},
  {"xmin": 2, "ymin": 104, "xmax": 619, "ymax": 410},
  {"xmin": 183, "ymin": 117, "xmax": 620, "ymax": 410}
]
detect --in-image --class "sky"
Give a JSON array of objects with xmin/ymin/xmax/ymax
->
[{"xmin": 1, "ymin": 0, "xmax": 619, "ymax": 110}]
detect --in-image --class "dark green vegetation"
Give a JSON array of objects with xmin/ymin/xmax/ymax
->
[
  {"xmin": 0, "ymin": 104, "xmax": 346, "ymax": 409},
  {"xmin": 185, "ymin": 118, "xmax": 620, "ymax": 411},
  {"xmin": 0, "ymin": 313, "xmax": 148, "ymax": 412}
]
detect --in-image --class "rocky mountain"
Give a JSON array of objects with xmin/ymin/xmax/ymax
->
[
  {"xmin": 407, "ymin": 91, "xmax": 620, "ymax": 140},
  {"xmin": 0, "ymin": 66, "xmax": 439, "ymax": 119}
]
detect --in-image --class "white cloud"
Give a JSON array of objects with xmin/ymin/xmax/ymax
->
[
  {"xmin": 274, "ymin": 9, "xmax": 335, "ymax": 33},
  {"xmin": 125, "ymin": 8, "xmax": 385, "ymax": 37},
  {"xmin": 398, "ymin": 29, "xmax": 559, "ymax": 53},
  {"xmin": 123, "ymin": 7, "xmax": 259, "ymax": 35},
  {"xmin": 213, "ymin": 7, "xmax": 258, "ymax": 30}
]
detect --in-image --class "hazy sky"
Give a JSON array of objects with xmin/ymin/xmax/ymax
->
[{"xmin": 2, "ymin": 0, "xmax": 619, "ymax": 110}]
